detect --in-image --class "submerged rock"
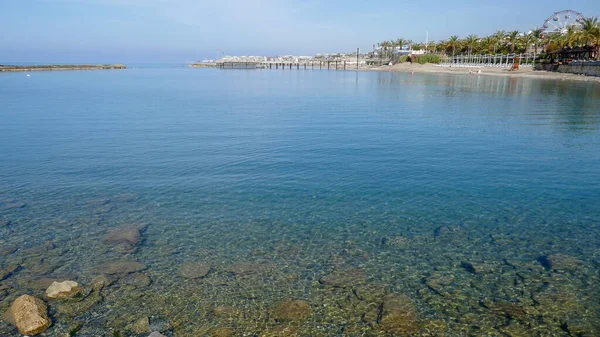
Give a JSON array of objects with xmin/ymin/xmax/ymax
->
[
  {"xmin": 434, "ymin": 225, "xmax": 461, "ymax": 236},
  {"xmin": 178, "ymin": 262, "xmax": 211, "ymax": 279},
  {"xmin": 319, "ymin": 268, "xmax": 365, "ymax": 288},
  {"xmin": 121, "ymin": 272, "xmax": 152, "ymax": 288},
  {"xmin": 46, "ymin": 280, "xmax": 82, "ymax": 299},
  {"xmin": 56, "ymin": 293, "xmax": 102, "ymax": 318},
  {"xmin": 87, "ymin": 197, "xmax": 111, "ymax": 206},
  {"xmin": 5, "ymin": 294, "xmax": 51, "ymax": 335},
  {"xmin": 539, "ymin": 254, "xmax": 583, "ymax": 272},
  {"xmin": 95, "ymin": 260, "xmax": 146, "ymax": 275},
  {"xmin": 102, "ymin": 225, "xmax": 145, "ymax": 253},
  {"xmin": 130, "ymin": 316, "xmax": 150, "ymax": 334},
  {"xmin": 213, "ymin": 306, "xmax": 242, "ymax": 319},
  {"xmin": 226, "ymin": 261, "xmax": 274, "ymax": 277},
  {"xmin": 261, "ymin": 325, "xmax": 300, "ymax": 337},
  {"xmin": 461, "ymin": 261, "xmax": 495, "ymax": 274},
  {"xmin": 0, "ymin": 264, "xmax": 21, "ymax": 281},
  {"xmin": 148, "ymin": 332, "xmax": 167, "ymax": 337},
  {"xmin": 91, "ymin": 274, "xmax": 115, "ymax": 292},
  {"xmin": 210, "ymin": 327, "xmax": 234, "ymax": 337},
  {"xmin": 3, "ymin": 201, "xmax": 26, "ymax": 210},
  {"xmin": 378, "ymin": 293, "xmax": 419, "ymax": 335},
  {"xmin": 0, "ymin": 243, "xmax": 18, "ymax": 255},
  {"xmin": 272, "ymin": 300, "xmax": 311, "ymax": 322},
  {"xmin": 112, "ymin": 193, "xmax": 138, "ymax": 202},
  {"xmin": 425, "ymin": 272, "xmax": 454, "ymax": 296},
  {"xmin": 483, "ymin": 301, "xmax": 531, "ymax": 321}
]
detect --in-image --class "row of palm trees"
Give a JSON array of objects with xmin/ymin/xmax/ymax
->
[{"xmin": 377, "ymin": 17, "xmax": 600, "ymax": 59}]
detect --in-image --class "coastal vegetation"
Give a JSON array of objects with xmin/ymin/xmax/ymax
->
[{"xmin": 378, "ymin": 16, "xmax": 600, "ymax": 59}]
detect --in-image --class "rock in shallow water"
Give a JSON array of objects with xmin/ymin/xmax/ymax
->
[
  {"xmin": 130, "ymin": 316, "xmax": 150, "ymax": 334},
  {"xmin": 121, "ymin": 272, "xmax": 152, "ymax": 288},
  {"xmin": 319, "ymin": 268, "xmax": 365, "ymax": 288},
  {"xmin": 148, "ymin": 332, "xmax": 167, "ymax": 337},
  {"xmin": 178, "ymin": 262, "xmax": 211, "ymax": 279},
  {"xmin": 461, "ymin": 261, "xmax": 496, "ymax": 274},
  {"xmin": 46, "ymin": 280, "xmax": 82, "ymax": 299},
  {"xmin": 0, "ymin": 264, "xmax": 21, "ymax": 281},
  {"xmin": 95, "ymin": 260, "xmax": 146, "ymax": 275},
  {"xmin": 213, "ymin": 306, "xmax": 242, "ymax": 319},
  {"xmin": 378, "ymin": 293, "xmax": 418, "ymax": 335},
  {"xmin": 3, "ymin": 201, "xmax": 26, "ymax": 210},
  {"xmin": 210, "ymin": 327, "xmax": 234, "ymax": 337},
  {"xmin": 272, "ymin": 300, "xmax": 311, "ymax": 322},
  {"xmin": 4, "ymin": 294, "xmax": 51, "ymax": 335},
  {"xmin": 102, "ymin": 225, "xmax": 145, "ymax": 253},
  {"xmin": 91, "ymin": 274, "xmax": 115, "ymax": 292},
  {"xmin": 539, "ymin": 254, "xmax": 583, "ymax": 272}
]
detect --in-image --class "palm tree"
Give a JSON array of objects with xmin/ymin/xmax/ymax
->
[
  {"xmin": 396, "ymin": 38, "xmax": 407, "ymax": 52},
  {"xmin": 437, "ymin": 40, "xmax": 446, "ymax": 54},
  {"xmin": 519, "ymin": 33, "xmax": 535, "ymax": 54},
  {"xmin": 506, "ymin": 30, "xmax": 520, "ymax": 53},
  {"xmin": 465, "ymin": 34, "xmax": 479, "ymax": 57},
  {"xmin": 578, "ymin": 17, "xmax": 600, "ymax": 59},
  {"xmin": 529, "ymin": 27, "xmax": 544, "ymax": 54},
  {"xmin": 563, "ymin": 26, "xmax": 580, "ymax": 48},
  {"xmin": 480, "ymin": 36, "xmax": 494, "ymax": 54},
  {"xmin": 380, "ymin": 41, "xmax": 391, "ymax": 60},
  {"xmin": 448, "ymin": 35, "xmax": 460, "ymax": 56},
  {"xmin": 492, "ymin": 30, "xmax": 506, "ymax": 54}
]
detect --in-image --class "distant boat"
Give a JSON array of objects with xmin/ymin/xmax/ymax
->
[{"xmin": 26, "ymin": 74, "xmax": 30, "ymax": 77}]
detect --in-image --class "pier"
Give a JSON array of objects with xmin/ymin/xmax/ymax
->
[{"xmin": 216, "ymin": 60, "xmax": 364, "ymax": 70}]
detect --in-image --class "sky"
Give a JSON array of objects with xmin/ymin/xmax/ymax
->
[{"xmin": 1, "ymin": 0, "xmax": 600, "ymax": 63}]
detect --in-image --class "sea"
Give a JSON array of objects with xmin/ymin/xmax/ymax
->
[{"xmin": 1, "ymin": 66, "xmax": 600, "ymax": 336}]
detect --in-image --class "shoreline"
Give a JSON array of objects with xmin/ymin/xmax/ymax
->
[
  {"xmin": 0, "ymin": 64, "xmax": 126, "ymax": 72},
  {"xmin": 366, "ymin": 63, "xmax": 600, "ymax": 83}
]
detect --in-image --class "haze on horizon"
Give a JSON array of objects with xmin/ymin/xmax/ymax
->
[{"xmin": 1, "ymin": 0, "xmax": 600, "ymax": 63}]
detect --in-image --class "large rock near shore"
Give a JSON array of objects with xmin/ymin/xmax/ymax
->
[
  {"xmin": 46, "ymin": 280, "xmax": 82, "ymax": 299},
  {"xmin": 4, "ymin": 295, "xmax": 51, "ymax": 335}
]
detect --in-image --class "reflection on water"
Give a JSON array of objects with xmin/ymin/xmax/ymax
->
[{"xmin": 1, "ymin": 69, "xmax": 600, "ymax": 336}]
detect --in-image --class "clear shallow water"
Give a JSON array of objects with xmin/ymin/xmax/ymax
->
[{"xmin": 1, "ymin": 68, "xmax": 600, "ymax": 336}]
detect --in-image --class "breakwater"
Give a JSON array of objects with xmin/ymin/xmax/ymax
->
[
  {"xmin": 0, "ymin": 64, "xmax": 126, "ymax": 72},
  {"xmin": 189, "ymin": 63, "xmax": 216, "ymax": 68},
  {"xmin": 535, "ymin": 62, "xmax": 600, "ymax": 77}
]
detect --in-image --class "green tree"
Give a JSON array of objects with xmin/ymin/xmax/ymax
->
[
  {"xmin": 578, "ymin": 17, "xmax": 600, "ymax": 59},
  {"xmin": 448, "ymin": 35, "xmax": 460, "ymax": 56},
  {"xmin": 465, "ymin": 34, "xmax": 479, "ymax": 55},
  {"xmin": 506, "ymin": 30, "xmax": 520, "ymax": 52},
  {"xmin": 480, "ymin": 36, "xmax": 494, "ymax": 54},
  {"xmin": 519, "ymin": 32, "xmax": 535, "ymax": 54},
  {"xmin": 492, "ymin": 30, "xmax": 506, "ymax": 54},
  {"xmin": 395, "ymin": 38, "xmax": 407, "ymax": 52},
  {"xmin": 529, "ymin": 27, "xmax": 544, "ymax": 54}
]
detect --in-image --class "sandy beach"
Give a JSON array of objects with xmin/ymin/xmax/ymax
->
[{"xmin": 369, "ymin": 62, "xmax": 600, "ymax": 83}]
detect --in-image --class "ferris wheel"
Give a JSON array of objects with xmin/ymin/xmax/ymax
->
[{"xmin": 542, "ymin": 10, "xmax": 586, "ymax": 35}]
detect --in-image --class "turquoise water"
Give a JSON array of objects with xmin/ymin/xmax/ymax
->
[{"xmin": 1, "ymin": 68, "xmax": 600, "ymax": 336}]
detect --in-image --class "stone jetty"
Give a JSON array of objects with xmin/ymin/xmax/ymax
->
[{"xmin": 0, "ymin": 64, "xmax": 126, "ymax": 72}]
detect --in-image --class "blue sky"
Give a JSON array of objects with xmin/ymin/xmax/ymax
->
[{"xmin": 1, "ymin": 0, "xmax": 599, "ymax": 63}]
